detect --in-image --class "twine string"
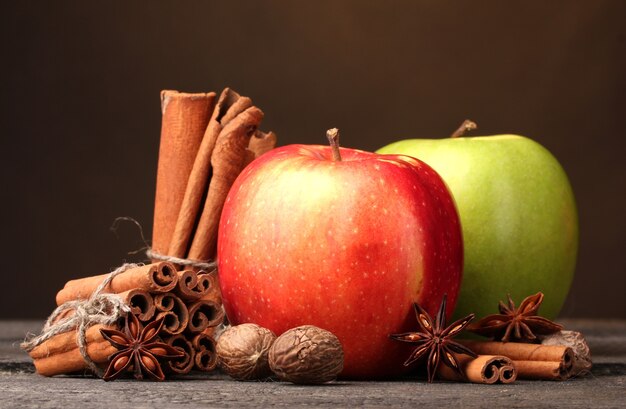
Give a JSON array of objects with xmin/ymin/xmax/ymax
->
[
  {"xmin": 111, "ymin": 216, "xmax": 217, "ymax": 270},
  {"xmin": 21, "ymin": 263, "xmax": 138, "ymax": 377},
  {"xmin": 21, "ymin": 217, "xmax": 218, "ymax": 377},
  {"xmin": 146, "ymin": 248, "xmax": 217, "ymax": 270}
]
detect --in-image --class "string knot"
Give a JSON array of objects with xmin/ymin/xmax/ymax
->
[{"xmin": 21, "ymin": 263, "xmax": 139, "ymax": 377}]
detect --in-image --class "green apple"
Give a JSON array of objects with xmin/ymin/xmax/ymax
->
[{"xmin": 377, "ymin": 134, "xmax": 578, "ymax": 320}]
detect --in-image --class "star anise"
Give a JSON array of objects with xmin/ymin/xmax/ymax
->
[
  {"xmin": 100, "ymin": 314, "xmax": 183, "ymax": 381},
  {"xmin": 467, "ymin": 292, "xmax": 563, "ymax": 342},
  {"xmin": 389, "ymin": 295, "xmax": 477, "ymax": 382}
]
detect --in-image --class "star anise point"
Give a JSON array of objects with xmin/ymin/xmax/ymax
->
[
  {"xmin": 390, "ymin": 295, "xmax": 476, "ymax": 382},
  {"xmin": 100, "ymin": 314, "xmax": 184, "ymax": 381},
  {"xmin": 468, "ymin": 292, "xmax": 563, "ymax": 342}
]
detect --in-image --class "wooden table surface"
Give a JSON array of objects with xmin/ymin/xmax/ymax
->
[{"xmin": 1, "ymin": 319, "xmax": 625, "ymax": 408}]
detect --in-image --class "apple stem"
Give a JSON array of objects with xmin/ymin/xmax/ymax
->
[
  {"xmin": 326, "ymin": 128, "xmax": 342, "ymax": 161},
  {"xmin": 450, "ymin": 120, "xmax": 478, "ymax": 138}
]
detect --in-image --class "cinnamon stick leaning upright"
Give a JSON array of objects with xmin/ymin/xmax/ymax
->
[
  {"xmin": 152, "ymin": 91, "xmax": 216, "ymax": 258},
  {"xmin": 187, "ymin": 105, "xmax": 264, "ymax": 261},
  {"xmin": 168, "ymin": 88, "xmax": 252, "ymax": 259},
  {"xmin": 156, "ymin": 87, "xmax": 275, "ymax": 266}
]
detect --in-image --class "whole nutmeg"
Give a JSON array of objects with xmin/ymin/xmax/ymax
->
[
  {"xmin": 216, "ymin": 323, "xmax": 276, "ymax": 380},
  {"xmin": 269, "ymin": 325, "xmax": 344, "ymax": 384}
]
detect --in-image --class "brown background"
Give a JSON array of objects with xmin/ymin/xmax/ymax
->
[{"xmin": 1, "ymin": 1, "xmax": 624, "ymax": 319}]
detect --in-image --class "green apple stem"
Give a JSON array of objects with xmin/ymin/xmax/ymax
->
[
  {"xmin": 450, "ymin": 120, "xmax": 478, "ymax": 138},
  {"xmin": 326, "ymin": 128, "xmax": 342, "ymax": 161}
]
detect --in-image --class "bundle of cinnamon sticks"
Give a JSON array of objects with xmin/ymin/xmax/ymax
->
[
  {"xmin": 458, "ymin": 340, "xmax": 577, "ymax": 381},
  {"xmin": 29, "ymin": 262, "xmax": 224, "ymax": 377},
  {"xmin": 26, "ymin": 88, "xmax": 277, "ymax": 380},
  {"xmin": 152, "ymin": 88, "xmax": 276, "ymax": 265},
  {"xmin": 436, "ymin": 338, "xmax": 588, "ymax": 384}
]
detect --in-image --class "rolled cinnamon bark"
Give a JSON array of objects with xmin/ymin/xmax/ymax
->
[
  {"xmin": 499, "ymin": 364, "xmax": 517, "ymax": 383},
  {"xmin": 459, "ymin": 340, "xmax": 575, "ymax": 380},
  {"xmin": 202, "ymin": 272, "xmax": 222, "ymax": 306},
  {"xmin": 56, "ymin": 263, "xmax": 178, "ymax": 305},
  {"xmin": 29, "ymin": 324, "xmax": 116, "ymax": 376},
  {"xmin": 188, "ymin": 105, "xmax": 264, "ymax": 261},
  {"xmin": 154, "ymin": 293, "xmax": 189, "ymax": 335},
  {"xmin": 29, "ymin": 324, "xmax": 114, "ymax": 359},
  {"xmin": 33, "ymin": 340, "xmax": 114, "ymax": 377},
  {"xmin": 248, "ymin": 130, "xmax": 277, "ymax": 158},
  {"xmin": 186, "ymin": 299, "xmax": 224, "ymax": 333},
  {"xmin": 153, "ymin": 90, "xmax": 216, "ymax": 257},
  {"xmin": 242, "ymin": 148, "xmax": 257, "ymax": 169},
  {"xmin": 173, "ymin": 270, "xmax": 216, "ymax": 302},
  {"xmin": 51, "ymin": 289, "xmax": 155, "ymax": 324},
  {"xmin": 459, "ymin": 341, "xmax": 572, "ymax": 363},
  {"xmin": 540, "ymin": 330, "xmax": 592, "ymax": 376},
  {"xmin": 118, "ymin": 289, "xmax": 155, "ymax": 321},
  {"xmin": 437, "ymin": 355, "xmax": 517, "ymax": 384},
  {"xmin": 167, "ymin": 88, "xmax": 250, "ymax": 259},
  {"xmin": 192, "ymin": 333, "xmax": 218, "ymax": 372},
  {"xmin": 514, "ymin": 360, "xmax": 572, "ymax": 380},
  {"xmin": 154, "ymin": 311, "xmax": 180, "ymax": 336},
  {"xmin": 164, "ymin": 334, "xmax": 195, "ymax": 375}
]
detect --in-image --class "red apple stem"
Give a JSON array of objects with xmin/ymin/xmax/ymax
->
[
  {"xmin": 326, "ymin": 128, "xmax": 342, "ymax": 161},
  {"xmin": 450, "ymin": 120, "xmax": 478, "ymax": 138}
]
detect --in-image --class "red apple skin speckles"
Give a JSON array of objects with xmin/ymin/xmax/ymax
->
[{"xmin": 217, "ymin": 144, "xmax": 463, "ymax": 378}]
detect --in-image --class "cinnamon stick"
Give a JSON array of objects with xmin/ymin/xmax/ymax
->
[
  {"xmin": 119, "ymin": 289, "xmax": 155, "ymax": 321},
  {"xmin": 459, "ymin": 340, "xmax": 574, "ymax": 380},
  {"xmin": 459, "ymin": 340, "xmax": 572, "ymax": 363},
  {"xmin": 153, "ymin": 91, "xmax": 216, "ymax": 256},
  {"xmin": 195, "ymin": 282, "xmax": 223, "ymax": 337},
  {"xmin": 173, "ymin": 270, "xmax": 215, "ymax": 302},
  {"xmin": 437, "ymin": 355, "xmax": 517, "ymax": 384},
  {"xmin": 540, "ymin": 330, "xmax": 592, "ymax": 376},
  {"xmin": 186, "ymin": 298, "xmax": 224, "ymax": 333},
  {"xmin": 33, "ymin": 340, "xmax": 114, "ymax": 377},
  {"xmin": 514, "ymin": 360, "xmax": 572, "ymax": 380},
  {"xmin": 188, "ymin": 105, "xmax": 264, "ymax": 260},
  {"xmin": 242, "ymin": 148, "xmax": 257, "ymax": 169},
  {"xmin": 52, "ymin": 289, "xmax": 155, "ymax": 324},
  {"xmin": 248, "ymin": 130, "xmax": 277, "ymax": 158},
  {"xmin": 56, "ymin": 262, "xmax": 178, "ymax": 305},
  {"xmin": 203, "ymin": 272, "xmax": 222, "ymax": 306},
  {"xmin": 29, "ymin": 324, "xmax": 116, "ymax": 376},
  {"xmin": 154, "ymin": 293, "xmax": 189, "ymax": 335},
  {"xmin": 192, "ymin": 333, "xmax": 218, "ymax": 372},
  {"xmin": 29, "ymin": 324, "xmax": 112, "ymax": 359},
  {"xmin": 155, "ymin": 311, "xmax": 181, "ymax": 336},
  {"xmin": 164, "ymin": 334, "xmax": 195, "ymax": 375},
  {"xmin": 167, "ymin": 88, "xmax": 251, "ymax": 259}
]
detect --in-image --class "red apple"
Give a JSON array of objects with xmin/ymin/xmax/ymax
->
[{"xmin": 217, "ymin": 130, "xmax": 463, "ymax": 378}]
